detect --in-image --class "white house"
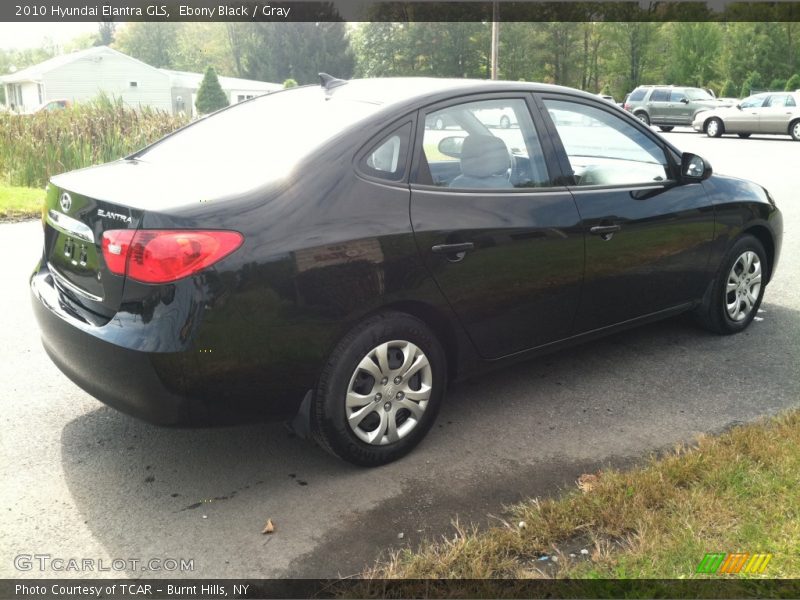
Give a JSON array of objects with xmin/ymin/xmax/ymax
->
[{"xmin": 1, "ymin": 46, "xmax": 281, "ymax": 115}]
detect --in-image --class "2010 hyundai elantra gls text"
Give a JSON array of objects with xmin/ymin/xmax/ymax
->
[{"xmin": 31, "ymin": 76, "xmax": 783, "ymax": 466}]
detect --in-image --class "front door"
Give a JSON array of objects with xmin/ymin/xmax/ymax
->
[
  {"xmin": 539, "ymin": 96, "xmax": 716, "ymax": 332},
  {"xmin": 410, "ymin": 95, "xmax": 584, "ymax": 359}
]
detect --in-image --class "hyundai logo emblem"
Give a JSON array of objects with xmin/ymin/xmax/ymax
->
[{"xmin": 59, "ymin": 192, "xmax": 72, "ymax": 213}]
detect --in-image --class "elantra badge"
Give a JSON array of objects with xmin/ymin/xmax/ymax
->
[
  {"xmin": 97, "ymin": 208, "xmax": 132, "ymax": 224},
  {"xmin": 59, "ymin": 192, "xmax": 72, "ymax": 212}
]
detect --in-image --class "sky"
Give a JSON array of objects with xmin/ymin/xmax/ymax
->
[{"xmin": 0, "ymin": 23, "xmax": 100, "ymax": 50}]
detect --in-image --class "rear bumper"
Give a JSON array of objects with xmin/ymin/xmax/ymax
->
[{"xmin": 31, "ymin": 270, "xmax": 196, "ymax": 425}]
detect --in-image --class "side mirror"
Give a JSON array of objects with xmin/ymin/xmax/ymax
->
[
  {"xmin": 438, "ymin": 136, "xmax": 465, "ymax": 158},
  {"xmin": 680, "ymin": 97, "xmax": 690, "ymax": 104},
  {"xmin": 735, "ymin": 103, "xmax": 742, "ymax": 110},
  {"xmin": 681, "ymin": 152, "xmax": 712, "ymax": 181}
]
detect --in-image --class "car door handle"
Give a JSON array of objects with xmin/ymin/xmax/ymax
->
[
  {"xmin": 589, "ymin": 225, "xmax": 621, "ymax": 236},
  {"xmin": 431, "ymin": 242, "xmax": 475, "ymax": 254}
]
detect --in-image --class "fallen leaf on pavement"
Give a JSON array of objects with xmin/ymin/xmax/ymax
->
[{"xmin": 262, "ymin": 519, "xmax": 275, "ymax": 534}]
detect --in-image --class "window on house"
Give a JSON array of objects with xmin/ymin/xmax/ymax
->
[{"xmin": 129, "ymin": 81, "xmax": 138, "ymax": 88}]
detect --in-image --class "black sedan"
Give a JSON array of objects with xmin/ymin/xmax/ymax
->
[{"xmin": 31, "ymin": 76, "xmax": 783, "ymax": 466}]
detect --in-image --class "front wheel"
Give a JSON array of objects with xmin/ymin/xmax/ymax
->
[
  {"xmin": 706, "ymin": 118, "xmax": 724, "ymax": 138},
  {"xmin": 694, "ymin": 235, "xmax": 767, "ymax": 335},
  {"xmin": 311, "ymin": 312, "xmax": 446, "ymax": 466},
  {"xmin": 659, "ymin": 126, "xmax": 674, "ymax": 132},
  {"xmin": 790, "ymin": 120, "xmax": 800, "ymax": 141}
]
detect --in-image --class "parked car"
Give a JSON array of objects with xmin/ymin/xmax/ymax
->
[
  {"xmin": 623, "ymin": 85, "xmax": 734, "ymax": 131},
  {"xmin": 22, "ymin": 99, "xmax": 72, "ymax": 115},
  {"xmin": 31, "ymin": 76, "xmax": 783, "ymax": 466},
  {"xmin": 692, "ymin": 91, "xmax": 800, "ymax": 140}
]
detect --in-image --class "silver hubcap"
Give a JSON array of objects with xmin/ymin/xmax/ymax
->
[
  {"xmin": 707, "ymin": 120, "xmax": 719, "ymax": 136},
  {"xmin": 793, "ymin": 122, "xmax": 800, "ymax": 139},
  {"xmin": 637, "ymin": 114, "xmax": 648, "ymax": 124},
  {"xmin": 726, "ymin": 251, "xmax": 762, "ymax": 322},
  {"xmin": 346, "ymin": 340, "xmax": 433, "ymax": 446}
]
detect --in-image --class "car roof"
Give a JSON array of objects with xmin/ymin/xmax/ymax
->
[{"xmin": 314, "ymin": 77, "xmax": 600, "ymax": 109}]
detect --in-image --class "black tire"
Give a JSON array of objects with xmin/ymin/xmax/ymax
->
[
  {"xmin": 706, "ymin": 117, "xmax": 724, "ymax": 138},
  {"xmin": 790, "ymin": 120, "xmax": 800, "ymax": 141},
  {"xmin": 635, "ymin": 112, "xmax": 650, "ymax": 126},
  {"xmin": 311, "ymin": 312, "xmax": 447, "ymax": 466},
  {"xmin": 659, "ymin": 126, "xmax": 674, "ymax": 132},
  {"xmin": 738, "ymin": 133, "xmax": 751, "ymax": 139},
  {"xmin": 693, "ymin": 235, "xmax": 768, "ymax": 335}
]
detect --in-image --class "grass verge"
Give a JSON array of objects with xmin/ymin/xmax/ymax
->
[
  {"xmin": 0, "ymin": 182, "xmax": 44, "ymax": 222},
  {"xmin": 363, "ymin": 411, "xmax": 800, "ymax": 580}
]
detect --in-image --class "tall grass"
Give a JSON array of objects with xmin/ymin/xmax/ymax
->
[{"xmin": 0, "ymin": 94, "xmax": 188, "ymax": 188}]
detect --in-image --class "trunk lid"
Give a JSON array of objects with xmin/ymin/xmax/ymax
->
[{"xmin": 43, "ymin": 177, "xmax": 143, "ymax": 317}]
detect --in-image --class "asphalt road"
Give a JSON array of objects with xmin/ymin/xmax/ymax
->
[{"xmin": 1, "ymin": 129, "xmax": 798, "ymax": 580}]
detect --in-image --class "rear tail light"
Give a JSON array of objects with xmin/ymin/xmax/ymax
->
[
  {"xmin": 101, "ymin": 229, "xmax": 243, "ymax": 284},
  {"xmin": 623, "ymin": 103, "xmax": 631, "ymax": 111}
]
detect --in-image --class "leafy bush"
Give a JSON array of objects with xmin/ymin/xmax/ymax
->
[
  {"xmin": 740, "ymin": 71, "xmax": 764, "ymax": 98},
  {"xmin": 0, "ymin": 94, "xmax": 188, "ymax": 188},
  {"xmin": 283, "ymin": 78, "xmax": 298, "ymax": 88},
  {"xmin": 786, "ymin": 74, "xmax": 800, "ymax": 91},
  {"xmin": 195, "ymin": 66, "xmax": 229, "ymax": 114}
]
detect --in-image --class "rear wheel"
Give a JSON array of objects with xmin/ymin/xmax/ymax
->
[
  {"xmin": 706, "ymin": 118, "xmax": 724, "ymax": 138},
  {"xmin": 790, "ymin": 120, "xmax": 800, "ymax": 141},
  {"xmin": 738, "ymin": 133, "xmax": 751, "ymax": 139},
  {"xmin": 635, "ymin": 112, "xmax": 650, "ymax": 126},
  {"xmin": 694, "ymin": 235, "xmax": 767, "ymax": 335},
  {"xmin": 659, "ymin": 126, "xmax": 674, "ymax": 132},
  {"xmin": 311, "ymin": 312, "xmax": 446, "ymax": 466}
]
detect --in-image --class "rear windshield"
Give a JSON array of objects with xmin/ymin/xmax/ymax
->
[
  {"xmin": 628, "ymin": 89, "xmax": 647, "ymax": 101},
  {"xmin": 136, "ymin": 86, "xmax": 381, "ymax": 187}
]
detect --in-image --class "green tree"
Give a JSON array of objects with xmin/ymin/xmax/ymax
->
[
  {"xmin": 769, "ymin": 78, "xmax": 787, "ymax": 91},
  {"xmin": 720, "ymin": 80, "xmax": 738, "ymax": 98},
  {"xmin": 786, "ymin": 74, "xmax": 800, "ymax": 90},
  {"xmin": 195, "ymin": 66, "xmax": 229, "ymax": 114},
  {"xmin": 663, "ymin": 22, "xmax": 721, "ymax": 87},
  {"xmin": 97, "ymin": 22, "xmax": 116, "ymax": 46},
  {"xmin": 114, "ymin": 22, "xmax": 180, "ymax": 68}
]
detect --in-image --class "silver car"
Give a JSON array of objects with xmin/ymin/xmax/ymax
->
[{"xmin": 692, "ymin": 91, "xmax": 800, "ymax": 140}]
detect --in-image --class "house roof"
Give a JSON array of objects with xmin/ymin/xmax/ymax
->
[
  {"xmin": 0, "ymin": 46, "xmax": 171, "ymax": 84},
  {"xmin": 159, "ymin": 69, "xmax": 282, "ymax": 92},
  {"xmin": 0, "ymin": 46, "xmax": 279, "ymax": 91}
]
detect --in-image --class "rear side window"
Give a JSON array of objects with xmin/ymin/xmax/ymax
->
[
  {"xmin": 650, "ymin": 88, "xmax": 671, "ymax": 102},
  {"xmin": 358, "ymin": 123, "xmax": 412, "ymax": 182},
  {"xmin": 628, "ymin": 89, "xmax": 647, "ymax": 102}
]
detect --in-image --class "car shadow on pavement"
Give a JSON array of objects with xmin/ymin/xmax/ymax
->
[{"xmin": 58, "ymin": 303, "xmax": 800, "ymax": 578}]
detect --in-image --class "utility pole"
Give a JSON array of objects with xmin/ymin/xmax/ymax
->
[{"xmin": 490, "ymin": 0, "xmax": 499, "ymax": 80}]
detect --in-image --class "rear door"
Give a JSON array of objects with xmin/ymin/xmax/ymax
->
[
  {"xmin": 537, "ymin": 95, "xmax": 716, "ymax": 332},
  {"xmin": 410, "ymin": 94, "xmax": 584, "ymax": 359},
  {"xmin": 759, "ymin": 93, "xmax": 795, "ymax": 133},
  {"xmin": 646, "ymin": 87, "xmax": 672, "ymax": 124}
]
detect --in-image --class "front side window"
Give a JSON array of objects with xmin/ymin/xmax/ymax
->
[
  {"xmin": 544, "ymin": 99, "xmax": 669, "ymax": 187},
  {"xmin": 740, "ymin": 94, "xmax": 767, "ymax": 109},
  {"xmin": 670, "ymin": 90, "xmax": 687, "ymax": 103},
  {"xmin": 685, "ymin": 88, "xmax": 714, "ymax": 101},
  {"xmin": 419, "ymin": 98, "xmax": 551, "ymax": 189}
]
